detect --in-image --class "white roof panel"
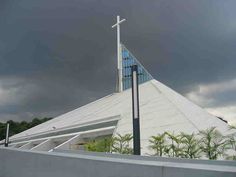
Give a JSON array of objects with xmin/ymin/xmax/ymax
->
[{"xmin": 10, "ymin": 79, "xmax": 229, "ymax": 146}]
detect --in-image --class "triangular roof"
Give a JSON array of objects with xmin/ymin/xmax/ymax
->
[
  {"xmin": 9, "ymin": 45, "xmax": 230, "ymax": 154},
  {"xmin": 10, "ymin": 79, "xmax": 229, "ymax": 142}
]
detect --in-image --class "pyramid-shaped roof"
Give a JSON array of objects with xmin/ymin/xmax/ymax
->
[
  {"xmin": 8, "ymin": 45, "xmax": 230, "ymax": 154},
  {"xmin": 10, "ymin": 79, "xmax": 229, "ymax": 142}
]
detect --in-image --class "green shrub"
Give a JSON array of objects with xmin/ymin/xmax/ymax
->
[
  {"xmin": 164, "ymin": 132, "xmax": 185, "ymax": 158},
  {"xmin": 112, "ymin": 133, "xmax": 133, "ymax": 154},
  {"xmin": 198, "ymin": 127, "xmax": 227, "ymax": 160},
  {"xmin": 180, "ymin": 132, "xmax": 201, "ymax": 159},
  {"xmin": 84, "ymin": 134, "xmax": 133, "ymax": 154},
  {"xmin": 149, "ymin": 133, "xmax": 167, "ymax": 156},
  {"xmin": 85, "ymin": 137, "xmax": 113, "ymax": 152}
]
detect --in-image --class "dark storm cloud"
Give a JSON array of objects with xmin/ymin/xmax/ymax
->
[{"xmin": 0, "ymin": 0, "xmax": 236, "ymax": 121}]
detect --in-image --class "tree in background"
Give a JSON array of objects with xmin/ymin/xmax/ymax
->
[
  {"xmin": 0, "ymin": 118, "xmax": 52, "ymax": 141},
  {"xmin": 198, "ymin": 127, "xmax": 227, "ymax": 160}
]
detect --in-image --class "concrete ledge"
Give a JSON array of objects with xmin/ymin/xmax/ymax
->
[
  {"xmin": 53, "ymin": 149, "xmax": 236, "ymax": 166},
  {"xmin": 0, "ymin": 147, "xmax": 236, "ymax": 177}
]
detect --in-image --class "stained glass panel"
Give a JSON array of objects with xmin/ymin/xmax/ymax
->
[{"xmin": 121, "ymin": 44, "xmax": 153, "ymax": 90}]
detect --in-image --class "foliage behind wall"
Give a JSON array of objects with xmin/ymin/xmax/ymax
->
[
  {"xmin": 85, "ymin": 126, "xmax": 236, "ymax": 160},
  {"xmin": 0, "ymin": 118, "xmax": 52, "ymax": 141}
]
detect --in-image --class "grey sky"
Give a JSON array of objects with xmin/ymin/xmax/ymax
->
[{"xmin": 0, "ymin": 0, "xmax": 236, "ymax": 123}]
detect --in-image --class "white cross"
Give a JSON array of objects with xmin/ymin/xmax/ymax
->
[{"xmin": 112, "ymin": 15, "xmax": 126, "ymax": 92}]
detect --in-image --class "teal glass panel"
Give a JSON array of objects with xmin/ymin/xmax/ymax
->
[{"xmin": 121, "ymin": 44, "xmax": 153, "ymax": 90}]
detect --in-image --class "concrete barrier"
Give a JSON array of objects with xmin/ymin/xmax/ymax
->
[
  {"xmin": 0, "ymin": 147, "xmax": 236, "ymax": 177},
  {"xmin": 53, "ymin": 149, "xmax": 236, "ymax": 166}
]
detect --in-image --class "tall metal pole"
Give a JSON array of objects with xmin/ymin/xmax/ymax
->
[
  {"xmin": 131, "ymin": 65, "xmax": 141, "ymax": 155},
  {"xmin": 112, "ymin": 15, "xmax": 126, "ymax": 92},
  {"xmin": 4, "ymin": 123, "xmax": 10, "ymax": 147},
  {"xmin": 117, "ymin": 16, "xmax": 122, "ymax": 92}
]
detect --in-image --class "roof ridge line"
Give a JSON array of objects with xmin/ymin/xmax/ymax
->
[{"xmin": 150, "ymin": 80, "xmax": 200, "ymax": 131}]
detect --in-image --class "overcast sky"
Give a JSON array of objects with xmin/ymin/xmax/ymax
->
[{"xmin": 0, "ymin": 0, "xmax": 236, "ymax": 124}]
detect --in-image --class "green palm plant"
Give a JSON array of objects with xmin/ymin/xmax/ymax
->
[
  {"xmin": 165, "ymin": 132, "xmax": 184, "ymax": 158},
  {"xmin": 229, "ymin": 125, "xmax": 236, "ymax": 130},
  {"xmin": 149, "ymin": 133, "xmax": 167, "ymax": 156},
  {"xmin": 180, "ymin": 132, "xmax": 201, "ymax": 159},
  {"xmin": 225, "ymin": 125, "xmax": 236, "ymax": 160},
  {"xmin": 198, "ymin": 127, "xmax": 227, "ymax": 160},
  {"xmin": 112, "ymin": 133, "xmax": 133, "ymax": 154},
  {"xmin": 225, "ymin": 135, "xmax": 236, "ymax": 160},
  {"xmin": 85, "ymin": 137, "xmax": 113, "ymax": 152}
]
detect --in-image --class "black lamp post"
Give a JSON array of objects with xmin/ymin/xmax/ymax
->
[
  {"xmin": 4, "ymin": 123, "xmax": 9, "ymax": 147},
  {"xmin": 131, "ymin": 65, "xmax": 141, "ymax": 155}
]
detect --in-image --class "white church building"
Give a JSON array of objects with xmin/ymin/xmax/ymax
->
[{"xmin": 4, "ymin": 16, "xmax": 230, "ymax": 155}]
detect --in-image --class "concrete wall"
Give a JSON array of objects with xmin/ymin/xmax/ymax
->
[
  {"xmin": 54, "ymin": 149, "xmax": 236, "ymax": 166},
  {"xmin": 0, "ymin": 147, "xmax": 236, "ymax": 177}
]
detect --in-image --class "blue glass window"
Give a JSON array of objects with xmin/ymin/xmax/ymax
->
[{"xmin": 121, "ymin": 44, "xmax": 153, "ymax": 90}]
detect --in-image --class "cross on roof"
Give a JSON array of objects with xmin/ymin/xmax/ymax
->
[{"xmin": 112, "ymin": 15, "xmax": 126, "ymax": 92}]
